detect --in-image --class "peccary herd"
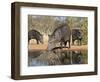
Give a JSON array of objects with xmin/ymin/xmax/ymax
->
[{"xmin": 28, "ymin": 24, "xmax": 83, "ymax": 51}]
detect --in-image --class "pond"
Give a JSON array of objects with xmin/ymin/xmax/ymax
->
[{"xmin": 28, "ymin": 50, "xmax": 88, "ymax": 66}]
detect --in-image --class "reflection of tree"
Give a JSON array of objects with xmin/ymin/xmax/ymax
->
[{"xmin": 28, "ymin": 15, "xmax": 88, "ymax": 44}]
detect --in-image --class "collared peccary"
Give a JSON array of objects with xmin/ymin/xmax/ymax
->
[
  {"xmin": 47, "ymin": 24, "xmax": 71, "ymax": 51},
  {"xmin": 72, "ymin": 28, "xmax": 82, "ymax": 45},
  {"xmin": 28, "ymin": 30, "xmax": 43, "ymax": 44}
]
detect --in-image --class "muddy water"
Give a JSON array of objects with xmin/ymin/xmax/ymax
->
[{"xmin": 28, "ymin": 50, "xmax": 88, "ymax": 66}]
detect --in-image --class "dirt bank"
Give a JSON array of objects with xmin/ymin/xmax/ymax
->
[{"xmin": 28, "ymin": 43, "xmax": 87, "ymax": 51}]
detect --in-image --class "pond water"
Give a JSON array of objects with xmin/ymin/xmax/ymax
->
[{"xmin": 28, "ymin": 50, "xmax": 88, "ymax": 66}]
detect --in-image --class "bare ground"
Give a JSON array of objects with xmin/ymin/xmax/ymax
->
[{"xmin": 28, "ymin": 42, "xmax": 87, "ymax": 51}]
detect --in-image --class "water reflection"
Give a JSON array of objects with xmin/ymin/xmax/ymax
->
[{"xmin": 28, "ymin": 50, "xmax": 88, "ymax": 66}]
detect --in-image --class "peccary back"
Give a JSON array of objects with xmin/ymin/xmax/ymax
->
[
  {"xmin": 48, "ymin": 24, "xmax": 71, "ymax": 50},
  {"xmin": 28, "ymin": 30, "xmax": 43, "ymax": 44}
]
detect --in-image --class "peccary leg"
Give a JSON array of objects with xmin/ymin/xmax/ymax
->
[
  {"xmin": 78, "ymin": 40, "xmax": 80, "ymax": 46},
  {"xmin": 36, "ymin": 39, "xmax": 39, "ymax": 44},
  {"xmin": 64, "ymin": 41, "xmax": 67, "ymax": 47},
  {"xmin": 28, "ymin": 38, "xmax": 30, "ymax": 44},
  {"xmin": 72, "ymin": 39, "xmax": 74, "ymax": 45},
  {"xmin": 68, "ymin": 40, "xmax": 70, "ymax": 48},
  {"xmin": 80, "ymin": 39, "xmax": 82, "ymax": 45},
  {"xmin": 78, "ymin": 39, "xmax": 81, "ymax": 46}
]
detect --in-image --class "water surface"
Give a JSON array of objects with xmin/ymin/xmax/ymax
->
[{"xmin": 28, "ymin": 50, "xmax": 88, "ymax": 66}]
